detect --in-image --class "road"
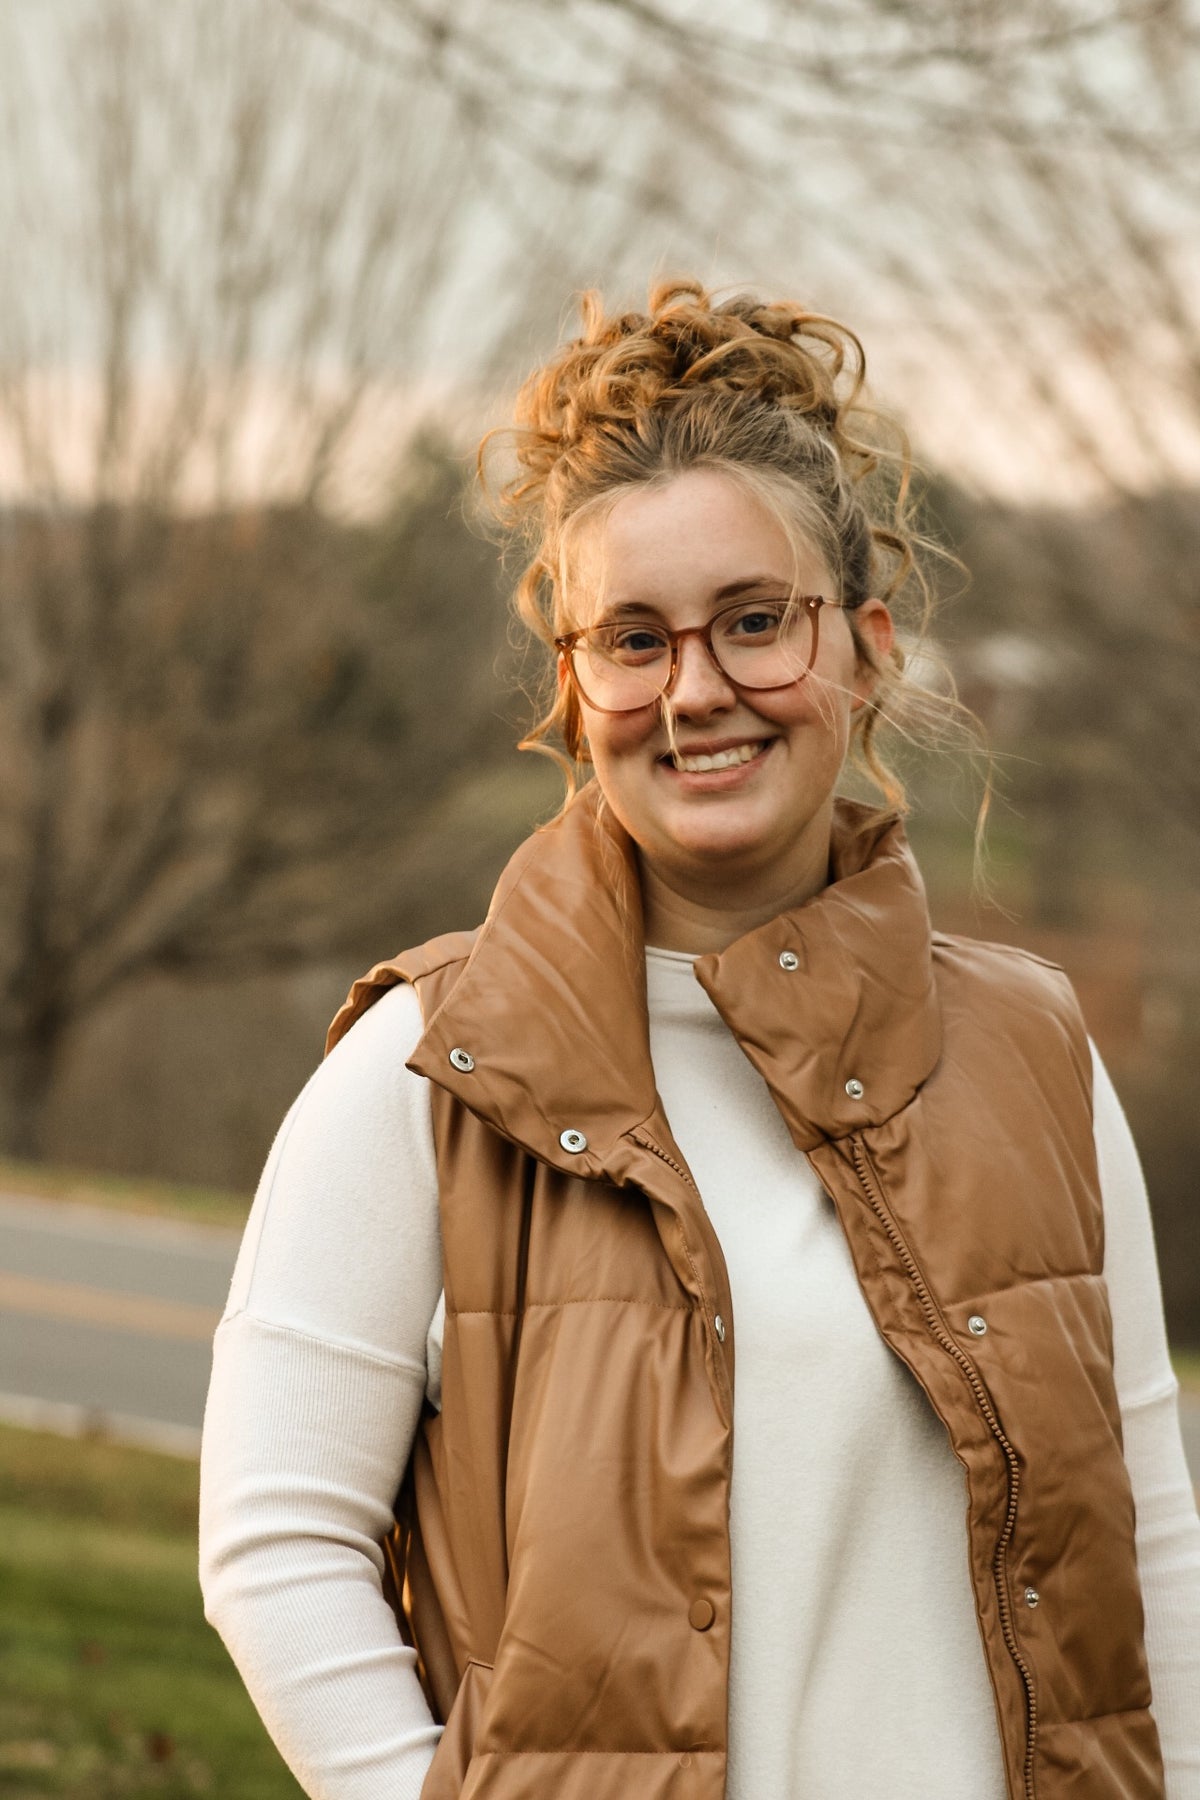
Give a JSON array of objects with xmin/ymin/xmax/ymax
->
[
  {"xmin": 2, "ymin": 1187, "xmax": 1200, "ymax": 1485},
  {"xmin": 0, "ymin": 1189, "xmax": 238, "ymax": 1455}
]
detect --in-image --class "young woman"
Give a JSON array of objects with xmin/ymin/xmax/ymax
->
[{"xmin": 199, "ymin": 280, "xmax": 1200, "ymax": 1800}]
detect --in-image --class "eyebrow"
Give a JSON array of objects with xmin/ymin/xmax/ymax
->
[
  {"xmin": 594, "ymin": 575, "xmax": 790, "ymax": 623},
  {"xmin": 715, "ymin": 575, "xmax": 790, "ymax": 600}
]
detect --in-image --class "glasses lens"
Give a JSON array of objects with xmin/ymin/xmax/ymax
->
[
  {"xmin": 572, "ymin": 621, "xmax": 672, "ymax": 711},
  {"xmin": 712, "ymin": 600, "xmax": 816, "ymax": 689}
]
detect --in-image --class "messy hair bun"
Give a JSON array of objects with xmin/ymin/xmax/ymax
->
[{"xmin": 479, "ymin": 275, "xmax": 989, "ymax": 838}]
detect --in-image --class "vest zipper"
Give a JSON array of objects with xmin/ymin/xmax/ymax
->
[
  {"xmin": 847, "ymin": 1134, "xmax": 1038, "ymax": 1800},
  {"xmin": 632, "ymin": 1131, "xmax": 698, "ymax": 1194},
  {"xmin": 630, "ymin": 1127, "xmax": 733, "ymax": 1391}
]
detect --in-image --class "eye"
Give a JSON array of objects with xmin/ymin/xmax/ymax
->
[
  {"xmin": 721, "ymin": 600, "xmax": 788, "ymax": 640},
  {"xmin": 594, "ymin": 623, "xmax": 670, "ymax": 663}
]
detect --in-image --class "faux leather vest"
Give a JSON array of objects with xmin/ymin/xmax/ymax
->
[{"xmin": 325, "ymin": 783, "xmax": 1164, "ymax": 1800}]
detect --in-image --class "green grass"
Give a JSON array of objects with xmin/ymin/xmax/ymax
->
[
  {"xmin": 0, "ymin": 1157, "xmax": 250, "ymax": 1231},
  {"xmin": 0, "ymin": 1422, "xmax": 303, "ymax": 1798},
  {"xmin": 1173, "ymin": 1348, "xmax": 1200, "ymax": 1397}
]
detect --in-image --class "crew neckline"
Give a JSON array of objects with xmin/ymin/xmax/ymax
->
[{"xmin": 645, "ymin": 944, "xmax": 700, "ymax": 966}]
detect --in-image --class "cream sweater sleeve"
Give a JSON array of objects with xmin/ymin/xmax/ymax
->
[
  {"xmin": 198, "ymin": 981, "xmax": 444, "ymax": 1800},
  {"xmin": 1091, "ymin": 1041, "xmax": 1200, "ymax": 1794}
]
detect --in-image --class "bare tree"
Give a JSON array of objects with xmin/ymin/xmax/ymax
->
[
  {"xmin": 0, "ymin": 0, "xmax": 555, "ymax": 1156},
  {"xmin": 290, "ymin": 0, "xmax": 1200, "ymax": 883},
  {"xmin": 294, "ymin": 0, "xmax": 1200, "ymax": 503},
  {"xmin": 4, "ymin": 0, "xmax": 1198, "ymax": 1162}
]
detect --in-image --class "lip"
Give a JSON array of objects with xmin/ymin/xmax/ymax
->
[
  {"xmin": 659, "ymin": 736, "xmax": 773, "ymax": 760},
  {"xmin": 656, "ymin": 736, "xmax": 777, "ymax": 787}
]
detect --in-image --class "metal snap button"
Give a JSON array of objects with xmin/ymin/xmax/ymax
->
[
  {"xmin": 778, "ymin": 950, "xmax": 799, "ymax": 971},
  {"xmin": 448, "ymin": 1048, "xmax": 475, "ymax": 1073},
  {"xmin": 559, "ymin": 1128, "xmax": 588, "ymax": 1154},
  {"xmin": 1024, "ymin": 1586, "xmax": 1040, "ymax": 1609},
  {"xmin": 844, "ymin": 1077, "xmax": 864, "ymax": 1100},
  {"xmin": 688, "ymin": 1597, "xmax": 715, "ymax": 1631},
  {"xmin": 714, "ymin": 1313, "xmax": 726, "ymax": 1343},
  {"xmin": 967, "ymin": 1314, "xmax": 988, "ymax": 1336}
]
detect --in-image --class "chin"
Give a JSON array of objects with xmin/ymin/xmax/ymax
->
[{"xmin": 654, "ymin": 817, "xmax": 778, "ymax": 869}]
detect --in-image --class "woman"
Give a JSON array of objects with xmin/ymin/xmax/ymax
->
[{"xmin": 198, "ymin": 279, "xmax": 1200, "ymax": 1800}]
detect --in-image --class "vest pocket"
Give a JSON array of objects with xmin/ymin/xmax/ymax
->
[{"xmin": 420, "ymin": 1657, "xmax": 494, "ymax": 1800}]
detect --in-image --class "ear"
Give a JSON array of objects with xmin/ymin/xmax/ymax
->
[{"xmin": 850, "ymin": 599, "xmax": 894, "ymax": 711}]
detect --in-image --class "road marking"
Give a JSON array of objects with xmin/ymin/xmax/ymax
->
[{"xmin": 0, "ymin": 1270, "xmax": 221, "ymax": 1341}]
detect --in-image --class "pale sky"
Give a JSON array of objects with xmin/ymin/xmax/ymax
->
[{"xmin": 2, "ymin": 0, "xmax": 1198, "ymax": 510}]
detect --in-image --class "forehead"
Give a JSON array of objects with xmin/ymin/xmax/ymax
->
[{"xmin": 569, "ymin": 468, "xmax": 829, "ymax": 623}]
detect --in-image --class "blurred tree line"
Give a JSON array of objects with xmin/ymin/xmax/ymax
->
[
  {"xmin": 912, "ymin": 479, "xmax": 1200, "ymax": 1343},
  {"xmin": 0, "ymin": 436, "xmax": 556, "ymax": 1158},
  {"xmin": 7, "ymin": 446, "xmax": 1198, "ymax": 1339}
]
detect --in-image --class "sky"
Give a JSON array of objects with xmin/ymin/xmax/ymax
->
[{"xmin": 2, "ymin": 0, "xmax": 1198, "ymax": 510}]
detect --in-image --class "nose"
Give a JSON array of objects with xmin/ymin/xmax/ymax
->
[{"xmin": 666, "ymin": 631, "xmax": 737, "ymax": 717}]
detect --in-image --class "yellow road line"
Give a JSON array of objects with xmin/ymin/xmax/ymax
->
[{"xmin": 0, "ymin": 1270, "xmax": 221, "ymax": 1342}]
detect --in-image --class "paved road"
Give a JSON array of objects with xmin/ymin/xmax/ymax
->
[
  {"xmin": 0, "ymin": 1190, "xmax": 240, "ymax": 1455},
  {"xmin": 2, "ymin": 1187, "xmax": 1200, "ymax": 1483}
]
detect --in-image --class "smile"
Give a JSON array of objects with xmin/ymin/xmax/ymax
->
[{"xmin": 668, "ymin": 740, "xmax": 772, "ymax": 773}]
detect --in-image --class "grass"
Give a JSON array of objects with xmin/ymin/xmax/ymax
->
[
  {"xmin": 1173, "ymin": 1347, "xmax": 1200, "ymax": 1397},
  {"xmin": 0, "ymin": 1157, "xmax": 250, "ymax": 1232},
  {"xmin": 0, "ymin": 1421, "xmax": 303, "ymax": 1798}
]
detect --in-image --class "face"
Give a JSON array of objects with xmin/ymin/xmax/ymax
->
[{"xmin": 560, "ymin": 467, "xmax": 895, "ymax": 911}]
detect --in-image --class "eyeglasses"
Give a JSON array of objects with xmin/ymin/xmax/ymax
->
[{"xmin": 555, "ymin": 595, "xmax": 852, "ymax": 715}]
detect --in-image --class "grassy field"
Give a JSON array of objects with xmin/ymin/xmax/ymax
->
[
  {"xmin": 1174, "ymin": 1347, "xmax": 1200, "ymax": 1397},
  {"xmin": 0, "ymin": 1421, "xmax": 303, "ymax": 1799}
]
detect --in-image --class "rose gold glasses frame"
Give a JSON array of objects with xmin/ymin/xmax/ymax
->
[{"xmin": 554, "ymin": 595, "xmax": 853, "ymax": 715}]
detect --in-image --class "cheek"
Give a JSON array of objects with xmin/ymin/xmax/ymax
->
[
  {"xmin": 581, "ymin": 707, "xmax": 655, "ymax": 764},
  {"xmin": 797, "ymin": 682, "xmax": 847, "ymax": 739},
  {"xmin": 741, "ymin": 682, "xmax": 837, "ymax": 740},
  {"xmin": 582, "ymin": 716, "xmax": 666, "ymax": 831}
]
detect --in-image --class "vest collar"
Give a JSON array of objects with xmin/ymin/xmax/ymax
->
[
  {"xmin": 692, "ymin": 801, "xmax": 943, "ymax": 1149},
  {"xmin": 408, "ymin": 779, "xmax": 943, "ymax": 1169}
]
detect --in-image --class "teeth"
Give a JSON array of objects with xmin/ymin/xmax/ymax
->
[{"xmin": 673, "ymin": 741, "xmax": 765, "ymax": 773}]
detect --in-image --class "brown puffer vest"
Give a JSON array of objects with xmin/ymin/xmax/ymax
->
[{"xmin": 326, "ymin": 783, "xmax": 1163, "ymax": 1800}]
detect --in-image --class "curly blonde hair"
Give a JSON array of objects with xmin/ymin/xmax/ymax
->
[{"xmin": 479, "ymin": 275, "xmax": 990, "ymax": 842}]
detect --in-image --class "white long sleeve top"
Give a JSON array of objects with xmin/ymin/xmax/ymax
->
[{"xmin": 199, "ymin": 950, "xmax": 1200, "ymax": 1800}]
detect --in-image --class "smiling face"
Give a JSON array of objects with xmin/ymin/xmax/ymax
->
[{"xmin": 561, "ymin": 467, "xmax": 895, "ymax": 947}]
